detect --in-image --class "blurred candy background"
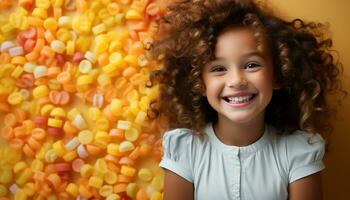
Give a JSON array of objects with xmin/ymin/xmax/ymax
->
[
  {"xmin": 0, "ymin": 0, "xmax": 165, "ymax": 199},
  {"xmin": 0, "ymin": 0, "xmax": 349, "ymax": 199}
]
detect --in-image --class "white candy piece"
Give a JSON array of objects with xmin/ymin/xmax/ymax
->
[
  {"xmin": 77, "ymin": 144, "xmax": 89, "ymax": 158},
  {"xmin": 0, "ymin": 40, "xmax": 15, "ymax": 52},
  {"xmin": 92, "ymin": 94, "xmax": 104, "ymax": 108},
  {"xmin": 23, "ymin": 62, "xmax": 36, "ymax": 73},
  {"xmin": 33, "ymin": 65, "xmax": 48, "ymax": 78},
  {"xmin": 76, "ymin": 195, "xmax": 88, "ymax": 200},
  {"xmin": 119, "ymin": 141, "xmax": 135, "ymax": 152},
  {"xmin": 84, "ymin": 51, "xmax": 96, "ymax": 63},
  {"xmin": 72, "ymin": 114, "xmax": 87, "ymax": 130},
  {"xmin": 65, "ymin": 137, "xmax": 80, "ymax": 151},
  {"xmin": 58, "ymin": 16, "xmax": 72, "ymax": 28},
  {"xmin": 8, "ymin": 46, "xmax": 24, "ymax": 57},
  {"xmin": 9, "ymin": 184, "xmax": 18, "ymax": 194},
  {"xmin": 117, "ymin": 120, "xmax": 131, "ymax": 130}
]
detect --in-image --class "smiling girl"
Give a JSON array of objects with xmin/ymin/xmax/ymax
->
[{"xmin": 148, "ymin": 0, "xmax": 344, "ymax": 199}]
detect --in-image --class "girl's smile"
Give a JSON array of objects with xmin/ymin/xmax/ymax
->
[{"xmin": 202, "ymin": 27, "xmax": 276, "ymax": 125}]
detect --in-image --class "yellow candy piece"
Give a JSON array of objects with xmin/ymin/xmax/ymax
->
[
  {"xmin": 76, "ymin": 36, "xmax": 91, "ymax": 52},
  {"xmin": 63, "ymin": 150, "xmax": 77, "ymax": 162},
  {"xmin": 134, "ymin": 110, "xmax": 147, "ymax": 124},
  {"xmin": 97, "ymin": 73, "xmax": 111, "ymax": 86},
  {"xmin": 124, "ymin": 55, "xmax": 138, "ymax": 66},
  {"xmin": 36, "ymin": 0, "xmax": 51, "ymax": 9},
  {"xmin": 88, "ymin": 176, "xmax": 103, "ymax": 189},
  {"xmin": 80, "ymin": 164, "xmax": 93, "ymax": 178},
  {"xmin": 150, "ymin": 192, "xmax": 163, "ymax": 200},
  {"xmin": 104, "ymin": 171, "xmax": 118, "ymax": 185},
  {"xmin": 7, "ymin": 92, "xmax": 23, "ymax": 105},
  {"xmin": 52, "ymin": 140, "xmax": 66, "ymax": 157},
  {"xmin": 107, "ymin": 143, "xmax": 120, "ymax": 156},
  {"xmin": 14, "ymin": 188, "xmax": 27, "ymax": 200},
  {"xmin": 23, "ymin": 182, "xmax": 35, "ymax": 197},
  {"xmin": 45, "ymin": 149, "xmax": 58, "ymax": 163},
  {"xmin": 88, "ymin": 107, "xmax": 101, "ymax": 121},
  {"xmin": 32, "ymin": 8, "xmax": 47, "ymax": 19},
  {"xmin": 125, "ymin": 9, "xmax": 142, "ymax": 20},
  {"xmin": 31, "ymin": 159, "xmax": 44, "ymax": 172},
  {"xmin": 96, "ymin": 118, "xmax": 109, "ymax": 131},
  {"xmin": 56, "ymin": 28, "xmax": 71, "ymax": 42},
  {"xmin": 109, "ymin": 40, "xmax": 122, "ymax": 52},
  {"xmin": 151, "ymin": 174, "xmax": 164, "ymax": 191},
  {"xmin": 77, "ymin": 74, "xmax": 93, "ymax": 85},
  {"xmin": 0, "ymin": 184, "xmax": 7, "ymax": 197},
  {"xmin": 50, "ymin": 107, "xmax": 66, "ymax": 118},
  {"xmin": 11, "ymin": 66, "xmax": 24, "ymax": 78},
  {"xmin": 109, "ymin": 52, "xmax": 123, "ymax": 65},
  {"xmin": 102, "ymin": 63, "xmax": 118, "ymax": 74},
  {"xmin": 0, "ymin": 169, "xmax": 13, "ymax": 184},
  {"xmin": 41, "ymin": 104, "xmax": 55, "ymax": 116},
  {"xmin": 121, "ymin": 166, "xmax": 136, "ymax": 177},
  {"xmin": 33, "ymin": 85, "xmax": 49, "ymax": 99},
  {"xmin": 103, "ymin": 16, "xmax": 115, "ymax": 28},
  {"xmin": 126, "ymin": 183, "xmax": 138, "ymax": 198},
  {"xmin": 44, "ymin": 18, "xmax": 58, "ymax": 31},
  {"xmin": 78, "ymin": 130, "xmax": 93, "ymax": 144},
  {"xmin": 99, "ymin": 185, "xmax": 113, "ymax": 197},
  {"xmin": 106, "ymin": 193, "xmax": 120, "ymax": 200},
  {"xmin": 138, "ymin": 168, "xmax": 153, "ymax": 182},
  {"xmin": 16, "ymin": 168, "xmax": 33, "ymax": 186},
  {"xmin": 48, "ymin": 118, "xmax": 63, "ymax": 128},
  {"xmin": 67, "ymin": 108, "xmax": 79, "ymax": 121},
  {"xmin": 14, "ymin": 161, "xmax": 28, "ymax": 174},
  {"xmin": 92, "ymin": 23, "xmax": 107, "ymax": 35},
  {"xmin": 66, "ymin": 40, "xmax": 75, "ymax": 55},
  {"xmin": 110, "ymin": 99, "xmax": 122, "ymax": 116},
  {"xmin": 78, "ymin": 60, "xmax": 92, "ymax": 74},
  {"xmin": 94, "ymin": 131, "xmax": 110, "ymax": 148},
  {"xmin": 79, "ymin": 185, "xmax": 92, "ymax": 198},
  {"xmin": 125, "ymin": 127, "xmax": 139, "ymax": 142},
  {"xmin": 66, "ymin": 183, "xmax": 79, "ymax": 197}
]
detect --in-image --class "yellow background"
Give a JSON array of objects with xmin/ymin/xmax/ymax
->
[{"xmin": 267, "ymin": 0, "xmax": 350, "ymax": 199}]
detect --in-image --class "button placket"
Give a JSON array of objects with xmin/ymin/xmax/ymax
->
[{"xmin": 232, "ymin": 149, "xmax": 241, "ymax": 200}]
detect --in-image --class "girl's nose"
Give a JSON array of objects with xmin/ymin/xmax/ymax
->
[{"xmin": 226, "ymin": 70, "xmax": 248, "ymax": 89}]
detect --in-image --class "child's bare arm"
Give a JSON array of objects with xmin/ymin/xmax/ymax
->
[
  {"xmin": 288, "ymin": 172, "xmax": 323, "ymax": 200},
  {"xmin": 163, "ymin": 169, "xmax": 194, "ymax": 200}
]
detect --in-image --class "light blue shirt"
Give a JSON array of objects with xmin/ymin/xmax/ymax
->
[{"xmin": 159, "ymin": 123, "xmax": 325, "ymax": 200}]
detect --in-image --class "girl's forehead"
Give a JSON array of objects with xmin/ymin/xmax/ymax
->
[{"xmin": 214, "ymin": 27, "xmax": 270, "ymax": 59}]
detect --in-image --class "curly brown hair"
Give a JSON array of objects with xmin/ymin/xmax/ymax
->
[{"xmin": 147, "ymin": 0, "xmax": 345, "ymax": 143}]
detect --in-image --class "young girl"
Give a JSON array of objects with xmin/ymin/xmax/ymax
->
[{"xmin": 148, "ymin": 0, "xmax": 344, "ymax": 199}]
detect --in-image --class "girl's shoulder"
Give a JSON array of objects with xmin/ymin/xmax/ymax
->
[
  {"xmin": 162, "ymin": 127, "xmax": 204, "ymax": 148},
  {"xmin": 271, "ymin": 128, "xmax": 326, "ymax": 183}
]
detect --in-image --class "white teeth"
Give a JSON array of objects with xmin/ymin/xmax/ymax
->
[{"xmin": 226, "ymin": 95, "xmax": 252, "ymax": 103}]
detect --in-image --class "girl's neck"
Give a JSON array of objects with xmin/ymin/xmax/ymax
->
[{"xmin": 213, "ymin": 114, "xmax": 265, "ymax": 147}]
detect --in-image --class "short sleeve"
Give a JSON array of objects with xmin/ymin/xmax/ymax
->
[
  {"xmin": 159, "ymin": 128, "xmax": 194, "ymax": 182},
  {"xmin": 286, "ymin": 131, "xmax": 325, "ymax": 183}
]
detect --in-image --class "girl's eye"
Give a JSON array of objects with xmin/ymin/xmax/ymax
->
[
  {"xmin": 211, "ymin": 65, "xmax": 226, "ymax": 72},
  {"xmin": 244, "ymin": 62, "xmax": 261, "ymax": 70}
]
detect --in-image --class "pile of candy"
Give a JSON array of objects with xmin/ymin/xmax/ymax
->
[{"xmin": 0, "ymin": 0, "xmax": 165, "ymax": 199}]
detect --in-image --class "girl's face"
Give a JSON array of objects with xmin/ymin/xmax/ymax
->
[{"xmin": 202, "ymin": 27, "xmax": 275, "ymax": 125}]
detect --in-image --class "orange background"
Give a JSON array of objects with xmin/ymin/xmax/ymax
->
[{"xmin": 267, "ymin": 0, "xmax": 350, "ymax": 199}]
